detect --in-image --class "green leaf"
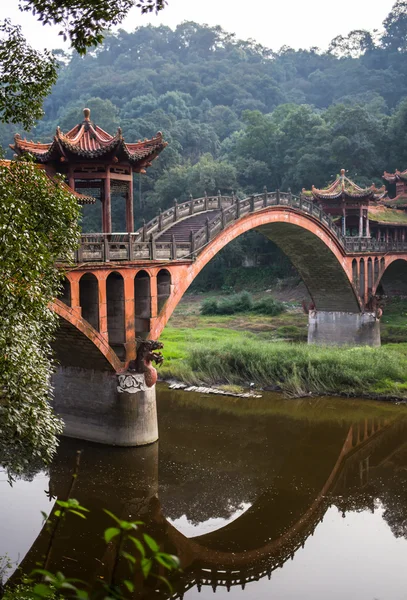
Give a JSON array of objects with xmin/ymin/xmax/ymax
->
[
  {"xmin": 68, "ymin": 509, "xmax": 87, "ymax": 519},
  {"xmin": 124, "ymin": 580, "xmax": 135, "ymax": 592},
  {"xmin": 143, "ymin": 533, "xmax": 159, "ymax": 552},
  {"xmin": 155, "ymin": 553, "xmax": 180, "ymax": 571},
  {"xmin": 32, "ymin": 583, "xmax": 54, "ymax": 597},
  {"xmin": 121, "ymin": 551, "xmax": 136, "ymax": 565},
  {"xmin": 104, "ymin": 527, "xmax": 121, "ymax": 543},
  {"xmin": 103, "ymin": 509, "xmax": 122, "ymax": 525},
  {"xmin": 141, "ymin": 557, "xmax": 152, "ymax": 579},
  {"xmin": 129, "ymin": 536, "xmax": 145, "ymax": 558}
]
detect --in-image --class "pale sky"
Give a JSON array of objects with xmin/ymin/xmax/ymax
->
[{"xmin": 0, "ymin": 0, "xmax": 396, "ymax": 53}]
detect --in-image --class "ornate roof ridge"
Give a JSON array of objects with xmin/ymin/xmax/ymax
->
[
  {"xmin": 383, "ymin": 168, "xmax": 407, "ymax": 182},
  {"xmin": 10, "ymin": 108, "xmax": 167, "ymax": 166},
  {"xmin": 305, "ymin": 168, "xmax": 386, "ymax": 202}
]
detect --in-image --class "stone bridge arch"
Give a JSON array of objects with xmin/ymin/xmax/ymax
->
[
  {"xmin": 374, "ymin": 257, "xmax": 407, "ymax": 297},
  {"xmin": 51, "ymin": 299, "xmax": 123, "ymax": 372},
  {"xmin": 150, "ymin": 208, "xmax": 361, "ymax": 339}
]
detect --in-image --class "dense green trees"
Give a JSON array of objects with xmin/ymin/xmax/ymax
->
[{"xmin": 19, "ymin": 2, "xmax": 407, "ymax": 237}]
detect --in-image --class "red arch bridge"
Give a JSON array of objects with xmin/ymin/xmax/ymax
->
[{"xmin": 52, "ymin": 190, "xmax": 407, "ymax": 445}]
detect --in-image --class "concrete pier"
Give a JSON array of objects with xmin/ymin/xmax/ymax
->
[
  {"xmin": 308, "ymin": 310, "xmax": 381, "ymax": 347},
  {"xmin": 52, "ymin": 366, "xmax": 158, "ymax": 446}
]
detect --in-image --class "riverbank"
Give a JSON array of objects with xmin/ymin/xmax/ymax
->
[{"xmin": 159, "ymin": 293, "xmax": 407, "ymax": 400}]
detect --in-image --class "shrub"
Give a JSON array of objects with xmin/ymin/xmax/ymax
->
[
  {"xmin": 200, "ymin": 291, "xmax": 253, "ymax": 315},
  {"xmin": 200, "ymin": 292, "xmax": 285, "ymax": 316},
  {"xmin": 200, "ymin": 297, "xmax": 219, "ymax": 315},
  {"xmin": 252, "ymin": 296, "xmax": 286, "ymax": 316}
]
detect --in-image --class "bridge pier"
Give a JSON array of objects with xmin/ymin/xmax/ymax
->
[
  {"xmin": 308, "ymin": 311, "xmax": 380, "ymax": 347},
  {"xmin": 52, "ymin": 367, "xmax": 158, "ymax": 446}
]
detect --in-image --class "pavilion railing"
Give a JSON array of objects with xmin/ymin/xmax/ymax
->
[{"xmin": 63, "ymin": 190, "xmax": 407, "ymax": 263}]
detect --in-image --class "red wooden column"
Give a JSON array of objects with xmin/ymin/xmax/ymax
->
[
  {"xmin": 104, "ymin": 169, "xmax": 112, "ymax": 233},
  {"xmin": 68, "ymin": 166, "xmax": 75, "ymax": 191},
  {"xmin": 150, "ymin": 274, "xmax": 158, "ymax": 319},
  {"xmin": 365, "ymin": 208, "xmax": 370, "ymax": 238},
  {"xmin": 359, "ymin": 206, "xmax": 363, "ymax": 237},
  {"xmin": 123, "ymin": 271, "xmax": 136, "ymax": 362},
  {"xmin": 68, "ymin": 272, "xmax": 81, "ymax": 316},
  {"xmin": 97, "ymin": 274, "xmax": 108, "ymax": 341},
  {"xmin": 125, "ymin": 175, "xmax": 134, "ymax": 233}
]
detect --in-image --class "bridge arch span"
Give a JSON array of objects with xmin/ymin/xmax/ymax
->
[
  {"xmin": 51, "ymin": 299, "xmax": 123, "ymax": 372},
  {"xmin": 150, "ymin": 208, "xmax": 361, "ymax": 339},
  {"xmin": 374, "ymin": 257, "xmax": 407, "ymax": 297}
]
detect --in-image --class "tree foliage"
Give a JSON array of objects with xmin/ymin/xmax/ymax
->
[
  {"xmin": 0, "ymin": 20, "xmax": 57, "ymax": 129},
  {"xmin": 19, "ymin": 0, "xmax": 166, "ymax": 54},
  {"xmin": 0, "ymin": 162, "xmax": 80, "ymax": 479}
]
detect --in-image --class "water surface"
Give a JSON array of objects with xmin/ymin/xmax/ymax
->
[{"xmin": 2, "ymin": 385, "xmax": 407, "ymax": 599}]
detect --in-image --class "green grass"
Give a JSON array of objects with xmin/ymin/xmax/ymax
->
[
  {"xmin": 159, "ymin": 294, "xmax": 407, "ymax": 399},
  {"xmin": 159, "ymin": 324, "xmax": 407, "ymax": 399}
]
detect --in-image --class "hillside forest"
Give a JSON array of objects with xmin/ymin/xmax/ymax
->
[{"xmin": 5, "ymin": 2, "xmax": 407, "ymax": 290}]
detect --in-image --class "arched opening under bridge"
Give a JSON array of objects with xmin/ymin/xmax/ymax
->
[
  {"xmin": 157, "ymin": 269, "xmax": 171, "ymax": 313},
  {"xmin": 135, "ymin": 270, "xmax": 151, "ymax": 337},
  {"xmin": 79, "ymin": 273, "xmax": 99, "ymax": 331},
  {"xmin": 106, "ymin": 271, "xmax": 125, "ymax": 357},
  {"xmin": 150, "ymin": 212, "xmax": 365, "ymax": 342},
  {"xmin": 376, "ymin": 259, "xmax": 407, "ymax": 297}
]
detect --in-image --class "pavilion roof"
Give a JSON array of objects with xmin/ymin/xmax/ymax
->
[
  {"xmin": 304, "ymin": 169, "xmax": 387, "ymax": 202},
  {"xmin": 10, "ymin": 108, "xmax": 167, "ymax": 171},
  {"xmin": 382, "ymin": 193, "xmax": 407, "ymax": 209},
  {"xmin": 383, "ymin": 169, "xmax": 407, "ymax": 184},
  {"xmin": 368, "ymin": 204, "xmax": 407, "ymax": 225}
]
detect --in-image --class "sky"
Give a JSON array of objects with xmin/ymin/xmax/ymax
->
[{"xmin": 0, "ymin": 0, "xmax": 397, "ymax": 54}]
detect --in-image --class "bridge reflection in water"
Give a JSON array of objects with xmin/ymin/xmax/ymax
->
[{"xmin": 9, "ymin": 386, "xmax": 407, "ymax": 599}]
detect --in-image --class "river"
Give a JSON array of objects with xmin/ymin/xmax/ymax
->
[{"xmin": 2, "ymin": 384, "xmax": 407, "ymax": 599}]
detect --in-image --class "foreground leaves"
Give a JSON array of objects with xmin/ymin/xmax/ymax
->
[{"xmin": 0, "ymin": 160, "xmax": 80, "ymax": 480}]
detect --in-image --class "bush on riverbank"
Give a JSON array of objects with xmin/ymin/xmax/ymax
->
[{"xmin": 200, "ymin": 292, "xmax": 286, "ymax": 316}]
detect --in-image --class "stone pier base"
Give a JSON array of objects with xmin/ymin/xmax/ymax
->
[
  {"xmin": 52, "ymin": 366, "xmax": 158, "ymax": 446},
  {"xmin": 308, "ymin": 311, "xmax": 381, "ymax": 347}
]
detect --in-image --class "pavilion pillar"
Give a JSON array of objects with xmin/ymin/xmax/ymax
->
[
  {"xmin": 342, "ymin": 206, "xmax": 346, "ymax": 236},
  {"xmin": 359, "ymin": 206, "xmax": 363, "ymax": 237},
  {"xmin": 125, "ymin": 176, "xmax": 134, "ymax": 233},
  {"xmin": 104, "ymin": 169, "xmax": 112, "ymax": 234},
  {"xmin": 403, "ymin": 229, "xmax": 405, "ymax": 242},
  {"xmin": 123, "ymin": 273, "xmax": 136, "ymax": 363},
  {"xmin": 365, "ymin": 209, "xmax": 370, "ymax": 238},
  {"xmin": 68, "ymin": 167, "xmax": 75, "ymax": 191}
]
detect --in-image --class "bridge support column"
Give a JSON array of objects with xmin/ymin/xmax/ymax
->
[
  {"xmin": 52, "ymin": 367, "xmax": 158, "ymax": 446},
  {"xmin": 308, "ymin": 311, "xmax": 380, "ymax": 347}
]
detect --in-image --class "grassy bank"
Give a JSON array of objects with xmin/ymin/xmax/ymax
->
[
  {"xmin": 159, "ymin": 293, "xmax": 407, "ymax": 400},
  {"xmin": 159, "ymin": 329, "xmax": 407, "ymax": 399}
]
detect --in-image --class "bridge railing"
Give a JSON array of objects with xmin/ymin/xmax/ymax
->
[
  {"xmin": 188, "ymin": 190, "xmax": 346, "ymax": 258},
  {"xmin": 65, "ymin": 190, "xmax": 407, "ymax": 263},
  {"xmin": 133, "ymin": 193, "xmax": 235, "ymax": 242}
]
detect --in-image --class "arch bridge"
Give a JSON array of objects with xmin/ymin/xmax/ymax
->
[{"xmin": 52, "ymin": 190, "xmax": 407, "ymax": 445}]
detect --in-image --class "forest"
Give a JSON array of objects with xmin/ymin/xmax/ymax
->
[{"xmin": 4, "ymin": 2, "xmax": 407, "ymax": 288}]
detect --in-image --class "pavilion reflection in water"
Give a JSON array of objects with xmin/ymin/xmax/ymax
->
[{"xmin": 10, "ymin": 387, "xmax": 407, "ymax": 599}]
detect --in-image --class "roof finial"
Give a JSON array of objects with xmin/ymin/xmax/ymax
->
[
  {"xmin": 341, "ymin": 168, "xmax": 345, "ymax": 176},
  {"xmin": 83, "ymin": 107, "xmax": 91, "ymax": 121}
]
